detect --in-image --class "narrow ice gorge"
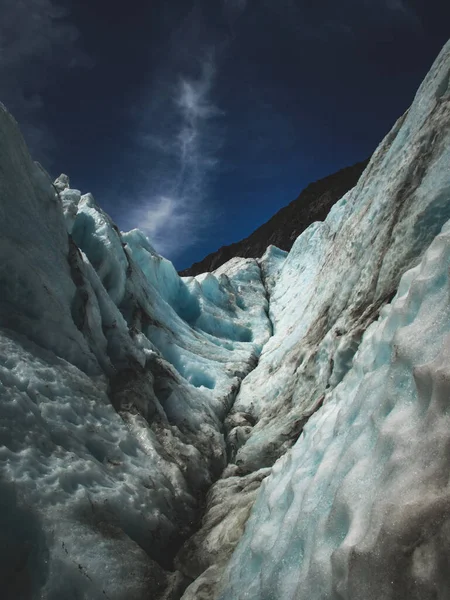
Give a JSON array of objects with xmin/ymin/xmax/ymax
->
[{"xmin": 0, "ymin": 38, "xmax": 449, "ymax": 600}]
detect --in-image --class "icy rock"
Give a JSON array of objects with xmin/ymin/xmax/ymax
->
[
  {"xmin": 54, "ymin": 172, "xmax": 70, "ymax": 192},
  {"xmin": 177, "ymin": 468, "xmax": 271, "ymax": 599}
]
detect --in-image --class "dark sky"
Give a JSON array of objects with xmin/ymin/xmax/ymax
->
[{"xmin": 1, "ymin": 0, "xmax": 449, "ymax": 269}]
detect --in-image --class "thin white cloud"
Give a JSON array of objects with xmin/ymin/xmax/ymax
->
[
  {"xmin": 130, "ymin": 56, "xmax": 222, "ymax": 259},
  {"xmin": 125, "ymin": 0, "xmax": 423, "ymax": 262}
]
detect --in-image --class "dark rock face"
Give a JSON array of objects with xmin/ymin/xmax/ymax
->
[{"xmin": 180, "ymin": 159, "xmax": 369, "ymax": 277}]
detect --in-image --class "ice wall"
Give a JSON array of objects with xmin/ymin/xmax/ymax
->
[
  {"xmin": 218, "ymin": 209, "xmax": 450, "ymax": 600},
  {"xmin": 177, "ymin": 39, "xmax": 450, "ymax": 598},
  {"xmin": 231, "ymin": 35, "xmax": 450, "ymax": 474},
  {"xmin": 213, "ymin": 38, "xmax": 450, "ymax": 600},
  {"xmin": 0, "ymin": 103, "xmax": 272, "ymax": 599}
]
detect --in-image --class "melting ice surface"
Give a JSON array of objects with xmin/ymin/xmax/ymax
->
[{"xmin": 0, "ymin": 37, "xmax": 450, "ymax": 600}]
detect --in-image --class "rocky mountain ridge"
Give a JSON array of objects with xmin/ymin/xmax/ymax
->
[{"xmin": 180, "ymin": 159, "xmax": 369, "ymax": 277}]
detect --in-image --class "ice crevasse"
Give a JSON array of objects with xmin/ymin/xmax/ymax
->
[{"xmin": 0, "ymin": 36, "xmax": 449, "ymax": 600}]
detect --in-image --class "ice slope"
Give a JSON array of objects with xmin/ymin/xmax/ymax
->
[
  {"xmin": 257, "ymin": 244, "xmax": 288, "ymax": 297},
  {"xmin": 218, "ymin": 214, "xmax": 450, "ymax": 600},
  {"xmin": 0, "ymin": 102, "xmax": 272, "ymax": 598},
  {"xmin": 0, "ymin": 105, "xmax": 101, "ymax": 376},
  {"xmin": 0, "ymin": 330, "xmax": 191, "ymax": 599},
  {"xmin": 229, "ymin": 36, "xmax": 450, "ymax": 473},
  {"xmin": 177, "ymin": 39, "xmax": 450, "ymax": 598}
]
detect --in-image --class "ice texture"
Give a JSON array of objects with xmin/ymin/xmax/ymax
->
[
  {"xmin": 228, "ymin": 36, "xmax": 450, "ymax": 474},
  {"xmin": 0, "ymin": 330, "xmax": 190, "ymax": 599},
  {"xmin": 218, "ymin": 217, "xmax": 450, "ymax": 600},
  {"xmin": 215, "ymin": 39, "xmax": 450, "ymax": 599},
  {"xmin": 0, "ymin": 101, "xmax": 271, "ymax": 598},
  {"xmin": 178, "ymin": 39, "xmax": 450, "ymax": 598},
  {"xmin": 257, "ymin": 244, "xmax": 288, "ymax": 296}
]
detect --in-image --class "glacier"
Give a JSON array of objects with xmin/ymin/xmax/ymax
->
[
  {"xmin": 0, "ymin": 101, "xmax": 273, "ymax": 598},
  {"xmin": 177, "ymin": 40, "xmax": 450, "ymax": 600},
  {"xmin": 218, "ymin": 215, "xmax": 450, "ymax": 600},
  {"xmin": 0, "ymin": 37, "xmax": 449, "ymax": 600}
]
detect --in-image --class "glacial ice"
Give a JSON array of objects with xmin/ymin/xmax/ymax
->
[
  {"xmin": 0, "ymin": 37, "xmax": 450, "ymax": 600},
  {"xmin": 0, "ymin": 330, "xmax": 193, "ymax": 598},
  {"xmin": 0, "ymin": 102, "xmax": 272, "ymax": 598},
  {"xmin": 179, "ymin": 39, "xmax": 450, "ymax": 598},
  {"xmin": 257, "ymin": 244, "xmax": 288, "ymax": 297},
  {"xmin": 227, "ymin": 36, "xmax": 450, "ymax": 475},
  {"xmin": 218, "ymin": 216, "xmax": 450, "ymax": 600}
]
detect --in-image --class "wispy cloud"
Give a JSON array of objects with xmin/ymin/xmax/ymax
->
[
  {"xmin": 130, "ymin": 55, "xmax": 223, "ymax": 259},
  {"xmin": 0, "ymin": 0, "xmax": 88, "ymax": 163},
  {"xmin": 124, "ymin": 0, "xmax": 423, "ymax": 262}
]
